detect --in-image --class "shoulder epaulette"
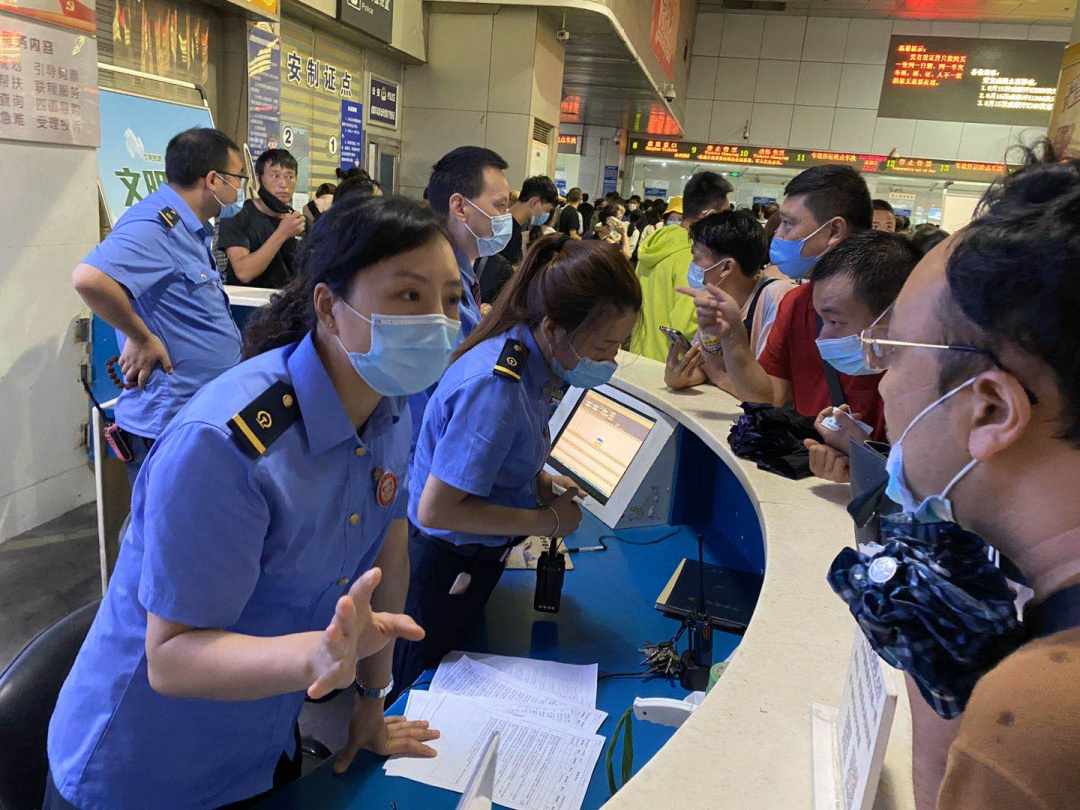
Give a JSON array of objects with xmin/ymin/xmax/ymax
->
[
  {"xmin": 493, "ymin": 338, "xmax": 528, "ymax": 382},
  {"xmin": 228, "ymin": 380, "xmax": 300, "ymax": 457},
  {"xmin": 158, "ymin": 207, "xmax": 180, "ymax": 229}
]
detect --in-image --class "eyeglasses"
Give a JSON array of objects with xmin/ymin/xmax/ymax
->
[
  {"xmin": 859, "ymin": 304, "xmax": 993, "ymax": 372},
  {"xmin": 216, "ymin": 170, "xmax": 248, "ymax": 186}
]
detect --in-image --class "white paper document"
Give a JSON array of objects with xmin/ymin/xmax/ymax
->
[
  {"xmin": 430, "ymin": 655, "xmax": 605, "ymax": 733},
  {"xmin": 436, "ymin": 650, "xmax": 598, "ymax": 708},
  {"xmin": 386, "ymin": 691, "xmax": 604, "ymax": 810}
]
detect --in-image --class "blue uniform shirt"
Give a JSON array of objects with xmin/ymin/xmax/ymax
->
[
  {"xmin": 407, "ymin": 247, "xmax": 482, "ymax": 450},
  {"xmin": 409, "ymin": 323, "xmax": 556, "ymax": 547},
  {"xmin": 85, "ymin": 184, "xmax": 242, "ymax": 438},
  {"xmin": 47, "ymin": 333, "xmax": 410, "ymax": 810}
]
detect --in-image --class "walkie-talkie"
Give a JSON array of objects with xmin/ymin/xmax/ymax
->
[{"xmin": 534, "ymin": 538, "xmax": 565, "ymax": 614}]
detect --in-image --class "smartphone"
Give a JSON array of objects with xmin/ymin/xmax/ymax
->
[{"xmin": 659, "ymin": 325, "xmax": 690, "ymax": 349}]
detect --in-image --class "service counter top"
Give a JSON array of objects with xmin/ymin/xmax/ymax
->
[{"xmin": 602, "ymin": 353, "xmax": 914, "ymax": 810}]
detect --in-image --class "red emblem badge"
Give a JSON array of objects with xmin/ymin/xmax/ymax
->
[{"xmin": 376, "ymin": 470, "xmax": 398, "ymax": 508}]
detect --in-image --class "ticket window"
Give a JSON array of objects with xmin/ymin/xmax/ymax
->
[{"xmin": 366, "ymin": 139, "xmax": 400, "ymax": 195}]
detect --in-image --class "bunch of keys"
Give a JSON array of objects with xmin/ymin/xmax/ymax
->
[{"xmin": 640, "ymin": 640, "xmax": 682, "ymax": 677}]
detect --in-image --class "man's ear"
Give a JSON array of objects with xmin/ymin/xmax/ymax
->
[
  {"xmin": 967, "ymin": 368, "xmax": 1032, "ymax": 462},
  {"xmin": 826, "ymin": 217, "xmax": 848, "ymax": 250},
  {"xmin": 447, "ymin": 192, "xmax": 468, "ymax": 223}
]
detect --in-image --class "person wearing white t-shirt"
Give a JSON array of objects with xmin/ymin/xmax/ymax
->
[{"xmin": 664, "ymin": 209, "xmax": 794, "ymax": 392}]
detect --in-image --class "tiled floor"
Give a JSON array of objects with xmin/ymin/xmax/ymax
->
[{"xmin": 0, "ymin": 503, "xmax": 101, "ymax": 669}]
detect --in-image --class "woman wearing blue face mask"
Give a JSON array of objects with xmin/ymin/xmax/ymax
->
[
  {"xmin": 44, "ymin": 196, "xmax": 457, "ymax": 810},
  {"xmin": 392, "ymin": 236, "xmax": 642, "ymax": 696}
]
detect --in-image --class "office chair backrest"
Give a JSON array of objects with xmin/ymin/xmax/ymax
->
[{"xmin": 0, "ymin": 601, "xmax": 100, "ymax": 810}]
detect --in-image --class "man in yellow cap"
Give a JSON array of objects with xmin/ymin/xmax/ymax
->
[{"xmin": 630, "ymin": 173, "xmax": 732, "ymax": 361}]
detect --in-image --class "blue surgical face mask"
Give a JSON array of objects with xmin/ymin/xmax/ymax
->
[
  {"xmin": 885, "ymin": 377, "xmax": 978, "ymax": 523},
  {"xmin": 530, "ymin": 210, "xmax": 549, "ymax": 228},
  {"xmin": 464, "ymin": 198, "xmax": 514, "ymax": 257},
  {"xmin": 688, "ymin": 258, "xmax": 726, "ymax": 290},
  {"xmin": 769, "ymin": 219, "xmax": 831, "ymax": 279},
  {"xmin": 335, "ymin": 302, "xmax": 461, "ymax": 396},
  {"xmin": 551, "ymin": 335, "xmax": 616, "ymax": 389},
  {"xmin": 816, "ymin": 333, "xmax": 877, "ymax": 376}
]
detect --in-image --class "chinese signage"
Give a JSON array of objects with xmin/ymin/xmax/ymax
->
[
  {"xmin": 97, "ymin": 89, "xmax": 213, "ymax": 222},
  {"xmin": 246, "ymin": 22, "xmax": 280, "ymax": 155},
  {"xmin": 339, "ymin": 0, "xmax": 392, "ymax": 44},
  {"xmin": 0, "ymin": 0, "xmax": 93, "ymax": 33},
  {"xmin": 1049, "ymin": 43, "xmax": 1080, "ymax": 159},
  {"xmin": 602, "ymin": 165, "xmax": 619, "ymax": 195},
  {"xmin": 557, "ymin": 133, "xmax": 580, "ymax": 154},
  {"xmin": 367, "ymin": 73, "xmax": 397, "ymax": 129},
  {"xmin": 340, "ymin": 99, "xmax": 363, "ymax": 169},
  {"xmin": 649, "ymin": 0, "xmax": 678, "ymax": 80},
  {"xmin": 284, "ymin": 47, "xmax": 355, "ymax": 99},
  {"xmin": 627, "ymin": 139, "xmax": 1011, "ymax": 183},
  {"xmin": 0, "ymin": 17, "xmax": 99, "ymax": 148},
  {"xmin": 878, "ymin": 36, "xmax": 1062, "ymax": 127}
]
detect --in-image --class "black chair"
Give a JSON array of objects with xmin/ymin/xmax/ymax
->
[{"xmin": 0, "ymin": 601, "xmax": 100, "ymax": 810}]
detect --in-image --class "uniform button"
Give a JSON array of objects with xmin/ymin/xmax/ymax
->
[
  {"xmin": 337, "ymin": 576, "xmax": 349, "ymax": 586},
  {"xmin": 355, "ymin": 447, "xmax": 366, "ymax": 457},
  {"xmin": 200, "ymin": 273, "xmax": 207, "ymax": 280},
  {"xmin": 349, "ymin": 513, "xmax": 360, "ymax": 526}
]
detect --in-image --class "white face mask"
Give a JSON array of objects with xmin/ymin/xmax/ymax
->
[{"xmin": 885, "ymin": 377, "xmax": 978, "ymax": 523}]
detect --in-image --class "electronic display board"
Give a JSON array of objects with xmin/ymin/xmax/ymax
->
[
  {"xmin": 878, "ymin": 35, "xmax": 1062, "ymax": 127},
  {"xmin": 627, "ymin": 139, "xmax": 1009, "ymax": 183}
]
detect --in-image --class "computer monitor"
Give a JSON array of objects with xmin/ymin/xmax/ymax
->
[{"xmin": 546, "ymin": 384, "xmax": 678, "ymax": 530}]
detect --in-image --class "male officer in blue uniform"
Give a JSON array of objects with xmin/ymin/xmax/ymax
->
[
  {"xmin": 73, "ymin": 127, "xmax": 246, "ymax": 483},
  {"xmin": 407, "ymin": 146, "xmax": 513, "ymax": 447}
]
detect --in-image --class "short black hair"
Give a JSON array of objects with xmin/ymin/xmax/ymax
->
[
  {"xmin": 629, "ymin": 194, "xmax": 642, "ymax": 204},
  {"xmin": 428, "ymin": 146, "xmax": 508, "ymax": 216},
  {"xmin": 255, "ymin": 148, "xmax": 298, "ymax": 179},
  {"xmin": 943, "ymin": 146, "xmax": 1080, "ymax": 443},
  {"xmin": 872, "ymin": 199, "xmax": 894, "ymax": 214},
  {"xmin": 582, "ymin": 192, "xmax": 590, "ymax": 202},
  {"xmin": 683, "ymin": 171, "xmax": 733, "ymax": 220},
  {"xmin": 689, "ymin": 209, "xmax": 766, "ymax": 277},
  {"xmin": 315, "ymin": 182, "xmax": 337, "ymax": 197},
  {"xmin": 784, "ymin": 165, "xmax": 872, "ymax": 231},
  {"xmin": 164, "ymin": 127, "xmax": 241, "ymax": 187},
  {"xmin": 911, "ymin": 223, "xmax": 949, "ymax": 256},
  {"xmin": 566, "ymin": 187, "xmax": 583, "ymax": 203},
  {"xmin": 520, "ymin": 175, "xmax": 558, "ymax": 206},
  {"xmin": 810, "ymin": 229, "xmax": 920, "ymax": 316}
]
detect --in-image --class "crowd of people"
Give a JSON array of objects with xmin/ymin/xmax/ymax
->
[{"xmin": 47, "ymin": 123, "xmax": 1080, "ymax": 810}]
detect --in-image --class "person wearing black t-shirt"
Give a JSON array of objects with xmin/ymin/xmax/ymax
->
[
  {"xmin": 557, "ymin": 187, "xmax": 584, "ymax": 239},
  {"xmin": 498, "ymin": 175, "xmax": 558, "ymax": 266},
  {"xmin": 218, "ymin": 148, "xmax": 305, "ymax": 289},
  {"xmin": 578, "ymin": 192, "xmax": 595, "ymax": 235}
]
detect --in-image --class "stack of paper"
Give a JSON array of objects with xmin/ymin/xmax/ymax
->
[{"xmin": 385, "ymin": 652, "xmax": 605, "ymax": 810}]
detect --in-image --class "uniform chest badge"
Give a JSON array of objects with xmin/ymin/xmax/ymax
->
[{"xmin": 373, "ymin": 468, "xmax": 398, "ymax": 508}]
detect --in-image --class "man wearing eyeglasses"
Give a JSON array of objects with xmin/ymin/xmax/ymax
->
[
  {"xmin": 868, "ymin": 151, "xmax": 1080, "ymax": 810},
  {"xmin": 218, "ymin": 148, "xmax": 305, "ymax": 289},
  {"xmin": 72, "ymin": 127, "xmax": 245, "ymax": 484}
]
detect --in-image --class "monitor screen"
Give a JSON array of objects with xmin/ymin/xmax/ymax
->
[{"xmin": 548, "ymin": 389, "xmax": 657, "ymax": 505}]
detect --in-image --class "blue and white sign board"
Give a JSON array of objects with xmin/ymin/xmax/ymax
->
[
  {"xmin": 97, "ymin": 89, "xmax": 214, "ymax": 224},
  {"xmin": 340, "ymin": 99, "xmax": 364, "ymax": 169},
  {"xmin": 367, "ymin": 73, "xmax": 399, "ymax": 130},
  {"xmin": 602, "ymin": 164, "xmax": 619, "ymax": 196}
]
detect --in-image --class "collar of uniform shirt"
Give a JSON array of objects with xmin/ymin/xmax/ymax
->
[
  {"xmin": 455, "ymin": 246, "xmax": 477, "ymax": 286},
  {"xmin": 511, "ymin": 321, "xmax": 557, "ymax": 399},
  {"xmin": 159, "ymin": 183, "xmax": 212, "ymax": 237},
  {"xmin": 287, "ymin": 332, "xmax": 402, "ymax": 455}
]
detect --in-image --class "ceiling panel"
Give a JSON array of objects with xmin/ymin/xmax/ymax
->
[{"xmin": 697, "ymin": 0, "xmax": 1073, "ymax": 21}]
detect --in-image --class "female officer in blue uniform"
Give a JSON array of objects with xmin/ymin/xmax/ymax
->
[
  {"xmin": 393, "ymin": 235, "xmax": 643, "ymax": 694},
  {"xmin": 45, "ymin": 196, "xmax": 458, "ymax": 809}
]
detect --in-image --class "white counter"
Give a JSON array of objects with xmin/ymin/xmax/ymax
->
[{"xmin": 602, "ymin": 353, "xmax": 915, "ymax": 810}]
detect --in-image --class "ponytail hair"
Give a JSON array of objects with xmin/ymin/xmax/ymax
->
[
  {"xmin": 243, "ymin": 195, "xmax": 448, "ymax": 358},
  {"xmin": 452, "ymin": 234, "xmax": 642, "ymax": 362}
]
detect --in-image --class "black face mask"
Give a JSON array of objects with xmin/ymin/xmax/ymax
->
[{"xmin": 258, "ymin": 184, "xmax": 293, "ymax": 215}]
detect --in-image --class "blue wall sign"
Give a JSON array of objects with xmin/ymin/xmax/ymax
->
[
  {"xmin": 340, "ymin": 99, "xmax": 364, "ymax": 169},
  {"xmin": 602, "ymin": 164, "xmax": 619, "ymax": 195},
  {"xmin": 246, "ymin": 22, "xmax": 280, "ymax": 156},
  {"xmin": 367, "ymin": 74, "xmax": 398, "ymax": 130}
]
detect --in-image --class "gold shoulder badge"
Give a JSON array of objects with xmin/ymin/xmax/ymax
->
[
  {"xmin": 493, "ymin": 338, "xmax": 528, "ymax": 382},
  {"xmin": 158, "ymin": 207, "xmax": 180, "ymax": 229},
  {"xmin": 228, "ymin": 380, "xmax": 300, "ymax": 457}
]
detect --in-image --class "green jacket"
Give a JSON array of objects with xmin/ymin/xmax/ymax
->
[{"xmin": 628, "ymin": 224, "xmax": 697, "ymax": 361}]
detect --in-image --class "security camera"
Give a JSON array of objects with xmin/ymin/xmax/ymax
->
[
  {"xmin": 662, "ymin": 82, "xmax": 677, "ymax": 102},
  {"xmin": 556, "ymin": 28, "xmax": 571, "ymax": 43}
]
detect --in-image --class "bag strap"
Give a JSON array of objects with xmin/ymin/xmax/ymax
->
[{"xmin": 742, "ymin": 277, "xmax": 777, "ymax": 336}]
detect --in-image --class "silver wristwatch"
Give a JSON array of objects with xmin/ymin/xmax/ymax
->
[{"xmin": 354, "ymin": 670, "xmax": 393, "ymax": 700}]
